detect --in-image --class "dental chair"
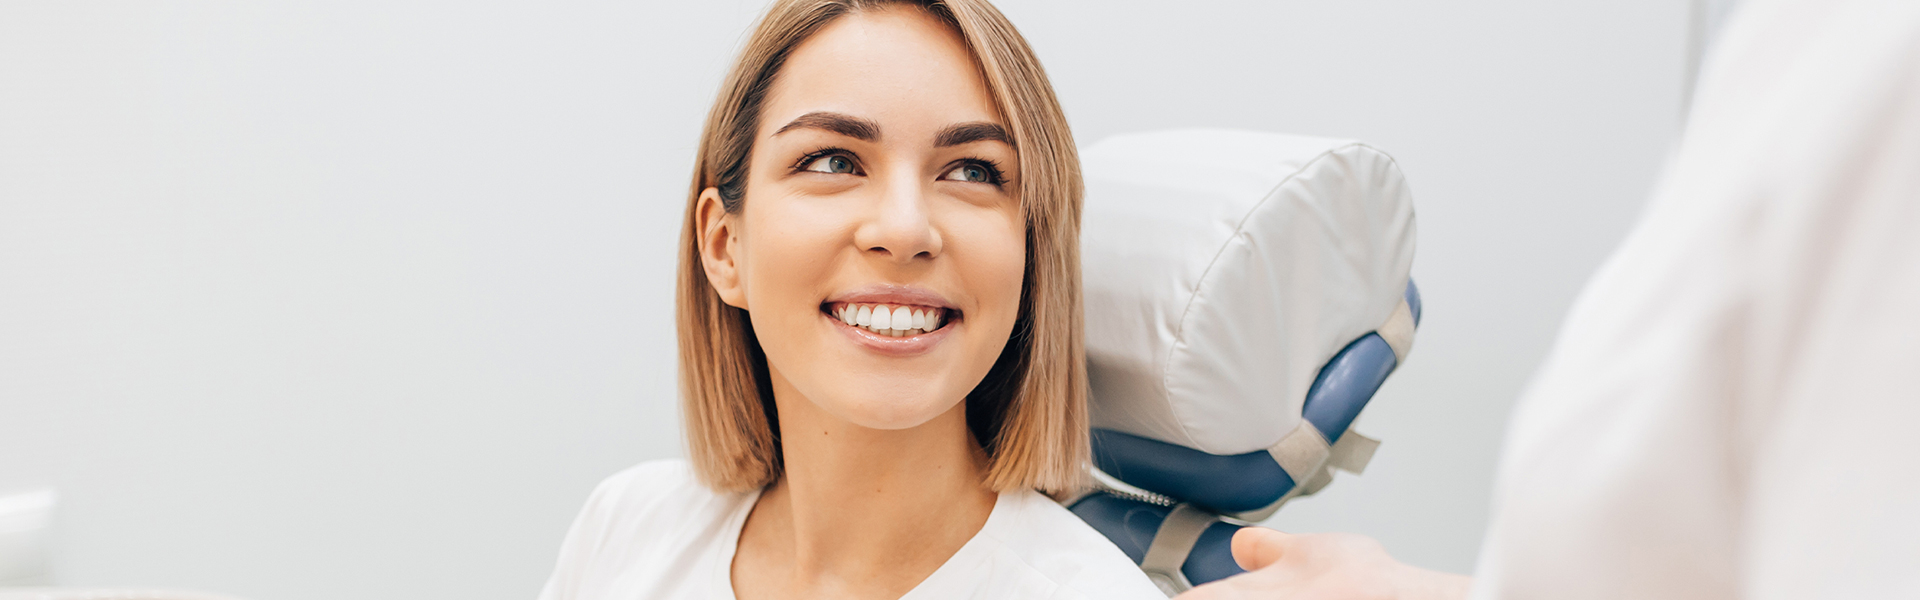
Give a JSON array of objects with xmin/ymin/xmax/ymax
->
[{"xmin": 1064, "ymin": 129, "xmax": 1419, "ymax": 596}]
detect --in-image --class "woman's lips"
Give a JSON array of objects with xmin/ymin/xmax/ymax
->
[
  {"xmin": 822, "ymin": 303, "xmax": 956, "ymax": 356},
  {"xmin": 823, "ymin": 284, "xmax": 957, "ymax": 312},
  {"xmin": 824, "ymin": 302, "xmax": 952, "ymax": 336},
  {"xmin": 820, "ymin": 285, "xmax": 961, "ymax": 356}
]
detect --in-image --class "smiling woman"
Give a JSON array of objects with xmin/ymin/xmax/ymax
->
[{"xmin": 534, "ymin": 1, "xmax": 1162, "ymax": 600}]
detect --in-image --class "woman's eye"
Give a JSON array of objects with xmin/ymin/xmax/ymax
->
[
  {"xmin": 803, "ymin": 154, "xmax": 856, "ymax": 174},
  {"xmin": 942, "ymin": 163, "xmax": 994, "ymax": 183}
]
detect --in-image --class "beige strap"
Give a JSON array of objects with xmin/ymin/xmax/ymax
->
[
  {"xmin": 1265, "ymin": 420, "xmax": 1332, "ymax": 488},
  {"xmin": 1140, "ymin": 503, "xmax": 1215, "ymax": 596},
  {"xmin": 1234, "ymin": 421, "xmax": 1333, "ymax": 521},
  {"xmin": 1298, "ymin": 431, "xmax": 1379, "ymax": 496},
  {"xmin": 1377, "ymin": 298, "xmax": 1416, "ymax": 365},
  {"xmin": 1237, "ymin": 426, "xmax": 1381, "ymax": 521},
  {"xmin": 1328, "ymin": 430, "xmax": 1380, "ymax": 475}
]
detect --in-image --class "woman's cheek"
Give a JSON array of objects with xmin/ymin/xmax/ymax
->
[
  {"xmin": 741, "ymin": 200, "xmax": 840, "ymax": 336},
  {"xmin": 964, "ymin": 212, "xmax": 1028, "ymax": 342}
]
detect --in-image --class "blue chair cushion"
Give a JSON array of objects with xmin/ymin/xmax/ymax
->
[
  {"xmin": 1089, "ymin": 281, "xmax": 1418, "ymax": 513},
  {"xmin": 1067, "ymin": 492, "xmax": 1248, "ymax": 586}
]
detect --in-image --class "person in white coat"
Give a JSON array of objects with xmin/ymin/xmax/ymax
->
[{"xmin": 1182, "ymin": 0, "xmax": 1920, "ymax": 598}]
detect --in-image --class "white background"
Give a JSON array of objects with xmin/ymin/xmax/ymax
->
[{"xmin": 0, "ymin": 1, "xmax": 1686, "ymax": 598}]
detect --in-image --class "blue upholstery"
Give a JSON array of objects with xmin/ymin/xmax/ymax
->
[
  {"xmin": 1406, "ymin": 279, "xmax": 1425, "ymax": 325},
  {"xmin": 1086, "ymin": 281, "xmax": 1420, "ymax": 514},
  {"xmin": 1090, "ymin": 429, "xmax": 1292, "ymax": 514},
  {"xmin": 1068, "ymin": 493, "xmax": 1249, "ymax": 584},
  {"xmin": 1072, "ymin": 280, "xmax": 1422, "ymax": 588}
]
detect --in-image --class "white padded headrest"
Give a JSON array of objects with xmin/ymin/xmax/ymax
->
[{"xmin": 1081, "ymin": 129, "xmax": 1416, "ymax": 456}]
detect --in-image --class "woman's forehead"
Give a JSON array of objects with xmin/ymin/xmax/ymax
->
[{"xmin": 761, "ymin": 8, "xmax": 1004, "ymax": 142}]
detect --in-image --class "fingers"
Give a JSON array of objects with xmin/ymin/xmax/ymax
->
[
  {"xmin": 1230, "ymin": 526, "xmax": 1293, "ymax": 571},
  {"xmin": 1171, "ymin": 582, "xmax": 1224, "ymax": 600},
  {"xmin": 1195, "ymin": 529, "xmax": 1474, "ymax": 600},
  {"xmin": 1173, "ymin": 566, "xmax": 1279, "ymax": 600}
]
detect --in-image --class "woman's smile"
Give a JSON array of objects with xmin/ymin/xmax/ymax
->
[{"xmin": 821, "ymin": 285, "xmax": 963, "ymax": 356}]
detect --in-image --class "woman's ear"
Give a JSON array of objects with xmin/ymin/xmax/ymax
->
[{"xmin": 697, "ymin": 187, "xmax": 749, "ymax": 310}]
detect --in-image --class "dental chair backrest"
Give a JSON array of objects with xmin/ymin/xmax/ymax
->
[{"xmin": 1065, "ymin": 129, "xmax": 1419, "ymax": 596}]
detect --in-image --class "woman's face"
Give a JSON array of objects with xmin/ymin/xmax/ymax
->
[{"xmin": 699, "ymin": 7, "xmax": 1025, "ymax": 431}]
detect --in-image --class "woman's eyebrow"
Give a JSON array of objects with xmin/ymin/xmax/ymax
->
[
  {"xmin": 934, "ymin": 122, "xmax": 1010, "ymax": 147},
  {"xmin": 773, "ymin": 111, "xmax": 881, "ymax": 141}
]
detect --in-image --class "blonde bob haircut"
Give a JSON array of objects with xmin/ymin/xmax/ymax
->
[{"xmin": 677, "ymin": 0, "xmax": 1086, "ymax": 495}]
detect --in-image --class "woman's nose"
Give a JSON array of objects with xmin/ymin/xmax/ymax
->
[{"xmin": 853, "ymin": 172, "xmax": 943, "ymax": 263}]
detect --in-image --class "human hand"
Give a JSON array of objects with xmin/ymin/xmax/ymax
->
[{"xmin": 1174, "ymin": 527, "xmax": 1472, "ymax": 600}]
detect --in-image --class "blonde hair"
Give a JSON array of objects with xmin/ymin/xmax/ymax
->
[{"xmin": 677, "ymin": 0, "xmax": 1086, "ymax": 494}]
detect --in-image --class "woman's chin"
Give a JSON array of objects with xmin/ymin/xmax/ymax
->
[{"xmin": 825, "ymin": 394, "xmax": 965, "ymax": 431}]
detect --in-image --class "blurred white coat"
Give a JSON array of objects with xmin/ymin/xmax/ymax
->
[{"xmin": 1473, "ymin": 0, "xmax": 1920, "ymax": 597}]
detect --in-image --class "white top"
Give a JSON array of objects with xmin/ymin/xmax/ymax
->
[
  {"xmin": 1473, "ymin": 1, "xmax": 1920, "ymax": 598},
  {"xmin": 537, "ymin": 460, "xmax": 1164, "ymax": 600}
]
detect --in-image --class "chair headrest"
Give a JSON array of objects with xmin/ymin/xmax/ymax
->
[
  {"xmin": 1081, "ymin": 129, "xmax": 1416, "ymax": 456},
  {"xmin": 1070, "ymin": 129, "xmax": 1420, "ymax": 593}
]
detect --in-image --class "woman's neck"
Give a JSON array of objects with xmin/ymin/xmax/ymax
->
[{"xmin": 730, "ymin": 370, "xmax": 998, "ymax": 600}]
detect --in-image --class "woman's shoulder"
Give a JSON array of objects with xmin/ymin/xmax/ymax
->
[
  {"xmin": 561, "ymin": 459, "xmax": 758, "ymax": 561},
  {"xmin": 966, "ymin": 490, "xmax": 1167, "ymax": 600},
  {"xmin": 539, "ymin": 459, "xmax": 754, "ymax": 600},
  {"xmin": 589, "ymin": 459, "xmax": 704, "ymax": 503},
  {"xmin": 575, "ymin": 458, "xmax": 747, "ymax": 529}
]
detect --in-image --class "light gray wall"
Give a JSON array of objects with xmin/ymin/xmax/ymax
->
[{"xmin": 0, "ymin": 1, "xmax": 1687, "ymax": 598}]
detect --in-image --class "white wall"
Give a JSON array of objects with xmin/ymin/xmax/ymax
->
[{"xmin": 0, "ymin": 1, "xmax": 1687, "ymax": 599}]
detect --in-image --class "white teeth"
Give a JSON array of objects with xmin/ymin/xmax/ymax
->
[{"xmin": 833, "ymin": 303, "xmax": 950, "ymax": 336}]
